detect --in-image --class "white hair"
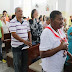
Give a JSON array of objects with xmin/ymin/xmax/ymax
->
[{"xmin": 15, "ymin": 7, "xmax": 21, "ymax": 13}]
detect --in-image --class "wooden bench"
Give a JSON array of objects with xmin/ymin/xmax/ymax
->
[
  {"xmin": 29, "ymin": 59, "xmax": 42, "ymax": 72},
  {"xmin": 2, "ymin": 33, "xmax": 11, "ymax": 52},
  {"xmin": 4, "ymin": 39, "xmax": 11, "ymax": 53},
  {"xmin": 4, "ymin": 33, "xmax": 11, "ymax": 40},
  {"xmin": 5, "ymin": 39, "xmax": 42, "ymax": 72}
]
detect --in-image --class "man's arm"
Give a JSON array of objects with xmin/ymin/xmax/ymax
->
[
  {"xmin": 11, "ymin": 32, "xmax": 32, "ymax": 46},
  {"xmin": 28, "ymin": 31, "xmax": 32, "ymax": 43},
  {"xmin": 1, "ymin": 27, "xmax": 4, "ymax": 41},
  {"xmin": 40, "ymin": 41, "xmax": 68, "ymax": 58}
]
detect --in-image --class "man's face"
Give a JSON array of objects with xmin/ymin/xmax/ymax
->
[
  {"xmin": 53, "ymin": 14, "xmax": 63, "ymax": 29},
  {"xmin": 15, "ymin": 8, "xmax": 23, "ymax": 18},
  {"xmin": 4, "ymin": 12, "xmax": 7, "ymax": 16}
]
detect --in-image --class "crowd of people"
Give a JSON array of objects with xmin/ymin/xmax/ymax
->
[{"xmin": 0, "ymin": 7, "xmax": 72, "ymax": 72}]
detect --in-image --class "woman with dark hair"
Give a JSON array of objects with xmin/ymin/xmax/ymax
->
[
  {"xmin": 29, "ymin": 9, "xmax": 43, "ymax": 45},
  {"xmin": 39, "ymin": 15, "xmax": 42, "ymax": 21}
]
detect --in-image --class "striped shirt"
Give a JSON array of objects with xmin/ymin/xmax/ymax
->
[{"xmin": 9, "ymin": 17, "xmax": 30, "ymax": 47}]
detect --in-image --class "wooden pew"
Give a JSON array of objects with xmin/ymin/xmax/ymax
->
[
  {"xmin": 4, "ymin": 33, "xmax": 11, "ymax": 40},
  {"xmin": 5, "ymin": 39, "xmax": 41, "ymax": 72},
  {"xmin": 2, "ymin": 33, "xmax": 11, "ymax": 52},
  {"xmin": 28, "ymin": 44, "xmax": 40, "ymax": 72},
  {"xmin": 4, "ymin": 39, "xmax": 11, "ymax": 53},
  {"xmin": 2, "ymin": 33, "xmax": 11, "ymax": 43}
]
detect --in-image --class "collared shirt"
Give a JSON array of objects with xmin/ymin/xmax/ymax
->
[
  {"xmin": 9, "ymin": 17, "xmax": 30, "ymax": 48},
  {"xmin": 39, "ymin": 24, "xmax": 67, "ymax": 72}
]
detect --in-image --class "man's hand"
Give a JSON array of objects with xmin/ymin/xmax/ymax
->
[
  {"xmin": 60, "ymin": 40, "xmax": 68, "ymax": 51},
  {"xmin": 24, "ymin": 41, "xmax": 32, "ymax": 47}
]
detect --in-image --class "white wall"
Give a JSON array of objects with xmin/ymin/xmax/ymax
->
[
  {"xmin": 22, "ymin": 0, "xmax": 32, "ymax": 17},
  {"xmin": 0, "ymin": 0, "xmax": 10, "ymax": 14},
  {"xmin": 58, "ymin": 0, "xmax": 66, "ymax": 12},
  {"xmin": 0, "ymin": 0, "xmax": 72, "ymax": 17},
  {"xmin": 32, "ymin": 0, "xmax": 48, "ymax": 16},
  {"xmin": 0, "ymin": 0, "xmax": 23, "ymax": 15},
  {"xmin": 0, "ymin": 0, "xmax": 59, "ymax": 17}
]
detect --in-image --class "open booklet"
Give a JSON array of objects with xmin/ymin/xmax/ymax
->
[{"xmin": 21, "ymin": 46, "xmax": 29, "ymax": 50}]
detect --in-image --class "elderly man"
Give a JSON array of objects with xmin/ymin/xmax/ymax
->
[
  {"xmin": 43, "ymin": 17, "xmax": 50, "ymax": 29},
  {"xmin": 39, "ymin": 11, "xmax": 69, "ymax": 72},
  {"xmin": 9, "ymin": 7, "xmax": 32, "ymax": 72}
]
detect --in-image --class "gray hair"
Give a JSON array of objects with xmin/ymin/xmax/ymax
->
[
  {"xmin": 46, "ymin": 17, "xmax": 50, "ymax": 21},
  {"xmin": 15, "ymin": 7, "xmax": 21, "ymax": 13}
]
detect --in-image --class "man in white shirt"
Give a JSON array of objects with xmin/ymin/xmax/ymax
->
[
  {"xmin": 39, "ymin": 11, "xmax": 68, "ymax": 72},
  {"xmin": 9, "ymin": 7, "xmax": 32, "ymax": 72}
]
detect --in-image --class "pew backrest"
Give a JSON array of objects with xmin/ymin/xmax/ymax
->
[
  {"xmin": 4, "ymin": 33, "xmax": 11, "ymax": 40},
  {"xmin": 28, "ymin": 44, "xmax": 40, "ymax": 65}
]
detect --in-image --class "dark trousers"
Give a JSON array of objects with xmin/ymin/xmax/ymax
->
[
  {"xmin": 12, "ymin": 46, "xmax": 28, "ymax": 72},
  {"xmin": 0, "ymin": 38, "xmax": 3, "ymax": 60}
]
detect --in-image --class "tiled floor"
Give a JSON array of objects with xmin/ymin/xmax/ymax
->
[
  {"xmin": 0, "ymin": 48, "xmax": 14, "ymax": 72},
  {"xmin": 0, "ymin": 62, "xmax": 14, "ymax": 72}
]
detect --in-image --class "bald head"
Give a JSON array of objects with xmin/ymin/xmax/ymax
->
[
  {"xmin": 15, "ymin": 7, "xmax": 21, "ymax": 13},
  {"xmin": 15, "ymin": 7, "xmax": 23, "ymax": 18}
]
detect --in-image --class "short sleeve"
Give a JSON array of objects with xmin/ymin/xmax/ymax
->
[
  {"xmin": 39, "ymin": 29, "xmax": 53, "ymax": 51},
  {"xmin": 0, "ymin": 20, "xmax": 2, "ymax": 27},
  {"xmin": 9, "ymin": 22, "xmax": 16, "ymax": 33}
]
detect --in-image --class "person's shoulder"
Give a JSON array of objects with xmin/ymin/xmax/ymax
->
[
  {"xmin": 6, "ymin": 21, "xmax": 9, "ymax": 23},
  {"xmin": 10, "ymin": 17, "xmax": 17, "ymax": 23},
  {"xmin": 0, "ymin": 20, "xmax": 1, "ymax": 22},
  {"xmin": 43, "ymin": 28, "xmax": 51, "ymax": 33},
  {"xmin": 0, "ymin": 20, "xmax": 2, "ymax": 24},
  {"xmin": 29, "ymin": 19, "xmax": 33, "ymax": 24},
  {"xmin": 24, "ymin": 19, "xmax": 28, "ymax": 22},
  {"xmin": 9, "ymin": 17, "xmax": 17, "ymax": 26},
  {"xmin": 23, "ymin": 19, "xmax": 29, "ymax": 25},
  {"xmin": 41, "ymin": 28, "xmax": 51, "ymax": 36},
  {"xmin": 69, "ymin": 27, "xmax": 72, "ymax": 29},
  {"xmin": 42, "ymin": 25, "xmax": 54, "ymax": 35},
  {"xmin": 67, "ymin": 27, "xmax": 72, "ymax": 32},
  {"xmin": 44, "ymin": 25, "xmax": 52, "ymax": 31},
  {"xmin": 0, "ymin": 20, "xmax": 2, "ymax": 26},
  {"xmin": 29, "ymin": 19, "xmax": 33, "ymax": 21}
]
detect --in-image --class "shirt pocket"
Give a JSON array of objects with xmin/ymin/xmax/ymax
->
[{"xmin": 52, "ymin": 37, "xmax": 61, "ymax": 48}]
